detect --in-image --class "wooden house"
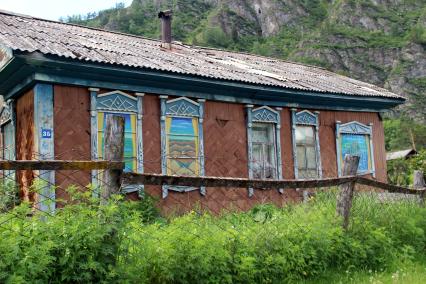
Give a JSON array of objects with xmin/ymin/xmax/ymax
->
[{"xmin": 0, "ymin": 10, "xmax": 405, "ymax": 213}]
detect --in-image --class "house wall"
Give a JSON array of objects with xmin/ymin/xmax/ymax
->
[
  {"xmin": 318, "ymin": 110, "xmax": 386, "ymax": 182},
  {"xmin": 16, "ymin": 89, "xmax": 35, "ymax": 202},
  {"xmin": 53, "ymin": 85, "xmax": 91, "ymax": 205},
  {"xmin": 17, "ymin": 84, "xmax": 386, "ymax": 213}
]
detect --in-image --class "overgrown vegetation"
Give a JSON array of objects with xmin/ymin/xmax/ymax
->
[
  {"xmin": 387, "ymin": 150, "xmax": 426, "ymax": 186},
  {"xmin": 0, "ymin": 179, "xmax": 19, "ymax": 212},
  {"xmin": 1, "ymin": 188, "xmax": 425, "ymax": 283},
  {"xmin": 383, "ymin": 116, "xmax": 426, "ymax": 186},
  {"xmin": 383, "ymin": 117, "xmax": 426, "ymax": 152}
]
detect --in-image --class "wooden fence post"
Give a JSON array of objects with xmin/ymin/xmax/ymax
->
[
  {"xmin": 336, "ymin": 155, "xmax": 360, "ymax": 230},
  {"xmin": 101, "ymin": 115, "xmax": 124, "ymax": 202},
  {"xmin": 413, "ymin": 170, "xmax": 425, "ymax": 205}
]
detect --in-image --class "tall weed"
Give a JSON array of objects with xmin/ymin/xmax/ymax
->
[{"xmin": 0, "ymin": 190, "xmax": 425, "ymax": 283}]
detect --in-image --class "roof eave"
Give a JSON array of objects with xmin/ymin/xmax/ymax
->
[{"xmin": 1, "ymin": 52, "xmax": 405, "ymax": 112}]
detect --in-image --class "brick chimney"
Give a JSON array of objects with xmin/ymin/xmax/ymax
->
[{"xmin": 158, "ymin": 10, "xmax": 172, "ymax": 49}]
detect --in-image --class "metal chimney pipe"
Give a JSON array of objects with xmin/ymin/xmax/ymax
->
[{"xmin": 158, "ymin": 10, "xmax": 172, "ymax": 49}]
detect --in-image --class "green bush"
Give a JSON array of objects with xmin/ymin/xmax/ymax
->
[
  {"xmin": 387, "ymin": 150, "xmax": 426, "ymax": 186},
  {"xmin": 0, "ymin": 180, "xmax": 19, "ymax": 212},
  {"xmin": 0, "ymin": 190, "xmax": 425, "ymax": 283}
]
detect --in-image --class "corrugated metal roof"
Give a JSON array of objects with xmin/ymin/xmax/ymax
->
[
  {"xmin": 0, "ymin": 10, "xmax": 404, "ymax": 99},
  {"xmin": 386, "ymin": 149, "xmax": 417, "ymax": 161}
]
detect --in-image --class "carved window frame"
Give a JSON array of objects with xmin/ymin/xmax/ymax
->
[
  {"xmin": 90, "ymin": 89, "xmax": 144, "ymax": 195},
  {"xmin": 246, "ymin": 105, "xmax": 283, "ymax": 196},
  {"xmin": 0, "ymin": 99, "xmax": 16, "ymax": 183},
  {"xmin": 335, "ymin": 121, "xmax": 375, "ymax": 177},
  {"xmin": 160, "ymin": 96, "xmax": 205, "ymax": 198},
  {"xmin": 291, "ymin": 109, "xmax": 322, "ymax": 179}
]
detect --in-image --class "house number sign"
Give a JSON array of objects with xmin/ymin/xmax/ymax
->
[{"xmin": 41, "ymin": 128, "xmax": 52, "ymax": 138}]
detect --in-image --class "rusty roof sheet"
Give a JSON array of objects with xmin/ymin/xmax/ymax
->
[{"xmin": 0, "ymin": 10, "xmax": 403, "ymax": 99}]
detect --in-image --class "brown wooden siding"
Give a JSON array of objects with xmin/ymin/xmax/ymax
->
[
  {"xmin": 16, "ymin": 89, "xmax": 35, "ymax": 202},
  {"xmin": 280, "ymin": 108, "xmax": 295, "ymax": 179},
  {"xmin": 31, "ymin": 84, "xmax": 387, "ymax": 213},
  {"xmin": 142, "ymin": 100, "xmax": 301, "ymax": 215},
  {"xmin": 318, "ymin": 110, "xmax": 386, "ymax": 182},
  {"xmin": 54, "ymin": 85, "xmax": 91, "ymax": 205}
]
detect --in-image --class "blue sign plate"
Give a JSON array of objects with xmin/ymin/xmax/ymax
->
[{"xmin": 41, "ymin": 128, "xmax": 52, "ymax": 138}]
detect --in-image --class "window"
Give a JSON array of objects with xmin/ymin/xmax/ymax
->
[
  {"xmin": 246, "ymin": 105, "xmax": 283, "ymax": 196},
  {"xmin": 90, "ymin": 89, "xmax": 144, "ymax": 194},
  {"xmin": 295, "ymin": 126, "xmax": 318, "ymax": 179},
  {"xmin": 166, "ymin": 116, "xmax": 199, "ymax": 176},
  {"xmin": 252, "ymin": 123, "xmax": 276, "ymax": 179},
  {"xmin": 0, "ymin": 100, "xmax": 15, "ymax": 182},
  {"xmin": 160, "ymin": 96, "xmax": 205, "ymax": 198},
  {"xmin": 336, "ymin": 121, "xmax": 375, "ymax": 176},
  {"xmin": 291, "ymin": 110, "xmax": 321, "ymax": 179},
  {"xmin": 97, "ymin": 112, "xmax": 137, "ymax": 172}
]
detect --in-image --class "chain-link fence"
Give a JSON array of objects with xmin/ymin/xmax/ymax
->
[
  {"xmin": 0, "ymin": 157, "xmax": 425, "ymax": 282},
  {"xmin": 1, "ymin": 117, "xmax": 425, "ymax": 282}
]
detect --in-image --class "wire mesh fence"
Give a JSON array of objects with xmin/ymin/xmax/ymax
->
[
  {"xmin": 1, "ymin": 146, "xmax": 426, "ymax": 282},
  {"xmin": 0, "ymin": 145, "xmax": 424, "ymax": 217}
]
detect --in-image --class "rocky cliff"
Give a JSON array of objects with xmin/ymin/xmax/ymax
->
[{"xmin": 66, "ymin": 0, "xmax": 426, "ymax": 121}]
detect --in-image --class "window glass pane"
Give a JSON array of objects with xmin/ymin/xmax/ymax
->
[
  {"xmin": 306, "ymin": 146, "xmax": 317, "ymax": 169},
  {"xmin": 3, "ymin": 122, "xmax": 14, "ymax": 160},
  {"xmin": 252, "ymin": 144, "xmax": 263, "ymax": 167},
  {"xmin": 98, "ymin": 112, "xmax": 137, "ymax": 172},
  {"xmin": 168, "ymin": 117, "xmax": 195, "ymax": 136},
  {"xmin": 296, "ymin": 125, "xmax": 318, "ymax": 178},
  {"xmin": 299, "ymin": 169, "xmax": 318, "ymax": 179},
  {"xmin": 299, "ymin": 169, "xmax": 308, "ymax": 179},
  {"xmin": 296, "ymin": 146, "xmax": 306, "ymax": 168},
  {"xmin": 167, "ymin": 158, "xmax": 198, "ymax": 176},
  {"xmin": 341, "ymin": 134, "xmax": 370, "ymax": 172},
  {"xmin": 296, "ymin": 126, "xmax": 315, "ymax": 144},
  {"xmin": 166, "ymin": 117, "xmax": 199, "ymax": 176},
  {"xmin": 168, "ymin": 135, "xmax": 196, "ymax": 158},
  {"xmin": 251, "ymin": 123, "xmax": 276, "ymax": 179},
  {"xmin": 253, "ymin": 123, "xmax": 273, "ymax": 143}
]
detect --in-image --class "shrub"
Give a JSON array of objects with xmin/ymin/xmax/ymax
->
[
  {"xmin": 0, "ymin": 180, "xmax": 19, "ymax": 212},
  {"xmin": 0, "ymin": 190, "xmax": 425, "ymax": 283}
]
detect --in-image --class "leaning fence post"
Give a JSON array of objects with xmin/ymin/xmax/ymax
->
[
  {"xmin": 101, "ymin": 115, "xmax": 124, "ymax": 203},
  {"xmin": 413, "ymin": 170, "xmax": 425, "ymax": 205},
  {"xmin": 336, "ymin": 155, "xmax": 360, "ymax": 230}
]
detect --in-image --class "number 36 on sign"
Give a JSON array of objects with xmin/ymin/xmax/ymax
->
[{"xmin": 41, "ymin": 128, "xmax": 52, "ymax": 138}]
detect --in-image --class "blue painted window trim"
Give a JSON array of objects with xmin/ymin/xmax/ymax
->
[
  {"xmin": 90, "ymin": 89, "xmax": 144, "ymax": 196},
  {"xmin": 291, "ymin": 109, "xmax": 322, "ymax": 179},
  {"xmin": 0, "ymin": 99, "xmax": 16, "ymax": 186},
  {"xmin": 160, "ymin": 96, "xmax": 205, "ymax": 198},
  {"xmin": 335, "ymin": 121, "xmax": 375, "ymax": 177},
  {"xmin": 246, "ymin": 105, "xmax": 283, "ymax": 196},
  {"xmin": 34, "ymin": 83, "xmax": 55, "ymax": 214}
]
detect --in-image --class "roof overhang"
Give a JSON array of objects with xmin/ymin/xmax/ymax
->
[{"xmin": 0, "ymin": 51, "xmax": 405, "ymax": 112}]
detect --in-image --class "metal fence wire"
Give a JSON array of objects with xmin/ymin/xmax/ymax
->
[{"xmin": 0, "ymin": 115, "xmax": 425, "ymax": 278}]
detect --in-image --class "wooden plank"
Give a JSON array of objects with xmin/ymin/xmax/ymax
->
[
  {"xmin": 34, "ymin": 83, "xmax": 55, "ymax": 213},
  {"xmin": 336, "ymin": 155, "xmax": 359, "ymax": 230},
  {"xmin": 121, "ymin": 172, "xmax": 356, "ymax": 189},
  {"xmin": 413, "ymin": 170, "xmax": 425, "ymax": 189},
  {"xmin": 0, "ymin": 160, "xmax": 124, "ymax": 170},
  {"xmin": 101, "ymin": 115, "xmax": 124, "ymax": 201},
  {"xmin": 356, "ymin": 177, "xmax": 424, "ymax": 194}
]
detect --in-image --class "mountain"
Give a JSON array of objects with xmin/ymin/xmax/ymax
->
[{"xmin": 64, "ymin": 0, "xmax": 426, "ymax": 122}]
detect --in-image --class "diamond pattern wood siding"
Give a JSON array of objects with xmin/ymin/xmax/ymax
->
[
  {"xmin": 54, "ymin": 85, "xmax": 91, "ymax": 206},
  {"xmin": 318, "ymin": 110, "xmax": 386, "ymax": 182},
  {"xmin": 16, "ymin": 89, "xmax": 35, "ymax": 202},
  {"xmin": 43, "ymin": 85, "xmax": 386, "ymax": 214}
]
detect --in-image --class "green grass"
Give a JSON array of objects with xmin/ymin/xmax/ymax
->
[
  {"xmin": 307, "ymin": 256, "xmax": 426, "ymax": 283},
  {"xmin": 1, "ymin": 188, "xmax": 426, "ymax": 283}
]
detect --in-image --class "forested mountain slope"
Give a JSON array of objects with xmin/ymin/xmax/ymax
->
[{"xmin": 64, "ymin": 0, "xmax": 426, "ymax": 122}]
